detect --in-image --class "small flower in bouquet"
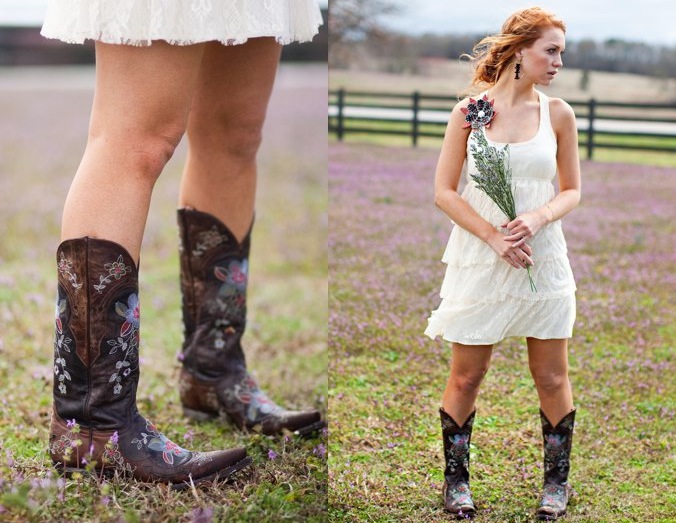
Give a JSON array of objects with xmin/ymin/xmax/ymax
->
[{"xmin": 468, "ymin": 130, "xmax": 537, "ymax": 292}]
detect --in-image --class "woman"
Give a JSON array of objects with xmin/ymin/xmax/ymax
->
[
  {"xmin": 42, "ymin": 1, "xmax": 324, "ymax": 488},
  {"xmin": 424, "ymin": 7, "xmax": 580, "ymax": 520}
]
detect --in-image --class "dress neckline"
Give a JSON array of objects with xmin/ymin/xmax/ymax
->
[{"xmin": 482, "ymin": 90, "xmax": 545, "ymax": 147}]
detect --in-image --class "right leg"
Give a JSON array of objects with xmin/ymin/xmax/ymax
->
[
  {"xmin": 50, "ymin": 41, "xmax": 251, "ymax": 486},
  {"xmin": 442, "ymin": 343, "xmax": 493, "ymax": 424},
  {"xmin": 439, "ymin": 343, "xmax": 492, "ymax": 518},
  {"xmin": 60, "ymin": 41, "xmax": 205, "ymax": 262}
]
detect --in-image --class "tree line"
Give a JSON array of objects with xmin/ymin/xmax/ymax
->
[{"xmin": 329, "ymin": 1, "xmax": 676, "ymax": 78}]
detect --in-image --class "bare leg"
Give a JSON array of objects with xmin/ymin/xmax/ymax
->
[
  {"xmin": 527, "ymin": 337, "xmax": 574, "ymax": 424},
  {"xmin": 179, "ymin": 38, "xmax": 282, "ymax": 242},
  {"xmin": 61, "ymin": 41, "xmax": 206, "ymax": 263},
  {"xmin": 441, "ymin": 343, "xmax": 493, "ymax": 424}
]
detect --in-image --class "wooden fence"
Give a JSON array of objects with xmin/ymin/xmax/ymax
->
[{"xmin": 328, "ymin": 89, "xmax": 676, "ymax": 159}]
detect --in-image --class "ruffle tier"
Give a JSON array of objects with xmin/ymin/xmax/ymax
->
[
  {"xmin": 425, "ymin": 179, "xmax": 576, "ymax": 345},
  {"xmin": 41, "ymin": 0, "xmax": 323, "ymax": 47}
]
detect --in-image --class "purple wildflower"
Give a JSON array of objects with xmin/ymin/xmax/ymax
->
[
  {"xmin": 268, "ymin": 449, "xmax": 278, "ymax": 460},
  {"xmin": 313, "ymin": 443, "xmax": 327, "ymax": 459},
  {"xmin": 190, "ymin": 506, "xmax": 214, "ymax": 523},
  {"xmin": 109, "ymin": 431, "xmax": 119, "ymax": 445}
]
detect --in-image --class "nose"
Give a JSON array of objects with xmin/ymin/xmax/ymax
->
[{"xmin": 554, "ymin": 53, "xmax": 563, "ymax": 68}]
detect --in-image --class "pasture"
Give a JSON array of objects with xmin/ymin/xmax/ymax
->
[{"xmin": 328, "ymin": 142, "xmax": 676, "ymax": 522}]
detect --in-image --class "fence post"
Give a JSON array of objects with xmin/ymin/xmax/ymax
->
[
  {"xmin": 412, "ymin": 91, "xmax": 420, "ymax": 147},
  {"xmin": 587, "ymin": 98, "xmax": 596, "ymax": 160},
  {"xmin": 336, "ymin": 88, "xmax": 345, "ymax": 141}
]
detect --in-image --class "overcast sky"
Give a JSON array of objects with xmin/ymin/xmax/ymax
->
[{"xmin": 385, "ymin": 0, "xmax": 676, "ymax": 46}]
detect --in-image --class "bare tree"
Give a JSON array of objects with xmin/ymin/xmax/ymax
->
[{"xmin": 329, "ymin": 0, "xmax": 401, "ymax": 68}]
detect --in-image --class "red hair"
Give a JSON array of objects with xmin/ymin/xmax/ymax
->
[{"xmin": 465, "ymin": 7, "xmax": 566, "ymax": 91}]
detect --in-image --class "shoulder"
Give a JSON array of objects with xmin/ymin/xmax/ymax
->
[
  {"xmin": 450, "ymin": 96, "xmax": 473, "ymax": 120},
  {"xmin": 450, "ymin": 94, "xmax": 488, "ymax": 129},
  {"xmin": 546, "ymin": 96, "xmax": 576, "ymax": 127}
]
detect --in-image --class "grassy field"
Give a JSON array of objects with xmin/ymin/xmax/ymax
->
[
  {"xmin": 0, "ymin": 64, "xmax": 328, "ymax": 522},
  {"xmin": 328, "ymin": 142, "xmax": 676, "ymax": 522}
]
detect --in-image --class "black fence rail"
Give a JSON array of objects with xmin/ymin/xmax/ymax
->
[{"xmin": 329, "ymin": 89, "xmax": 676, "ymax": 159}]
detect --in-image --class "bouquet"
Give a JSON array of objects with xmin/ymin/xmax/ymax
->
[{"xmin": 468, "ymin": 130, "xmax": 537, "ymax": 292}]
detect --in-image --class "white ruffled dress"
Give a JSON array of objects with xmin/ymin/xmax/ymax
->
[
  {"xmin": 41, "ymin": 0, "xmax": 322, "ymax": 47},
  {"xmin": 425, "ymin": 90, "xmax": 576, "ymax": 345}
]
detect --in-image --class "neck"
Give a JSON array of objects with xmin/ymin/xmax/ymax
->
[{"xmin": 488, "ymin": 73, "xmax": 538, "ymax": 106}]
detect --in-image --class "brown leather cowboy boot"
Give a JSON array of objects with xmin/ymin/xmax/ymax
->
[
  {"xmin": 177, "ymin": 208, "xmax": 323, "ymax": 436},
  {"xmin": 49, "ymin": 237, "xmax": 251, "ymax": 488},
  {"xmin": 537, "ymin": 409, "xmax": 576, "ymax": 520},
  {"xmin": 440, "ymin": 408, "xmax": 476, "ymax": 518}
]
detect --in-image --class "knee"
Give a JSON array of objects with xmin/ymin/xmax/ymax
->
[
  {"xmin": 188, "ymin": 113, "xmax": 264, "ymax": 165},
  {"xmin": 450, "ymin": 367, "xmax": 489, "ymax": 396},
  {"xmin": 88, "ymin": 122, "xmax": 185, "ymax": 185},
  {"xmin": 530, "ymin": 368, "xmax": 568, "ymax": 393}
]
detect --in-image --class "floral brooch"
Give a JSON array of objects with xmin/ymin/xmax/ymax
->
[{"xmin": 461, "ymin": 95, "xmax": 497, "ymax": 129}]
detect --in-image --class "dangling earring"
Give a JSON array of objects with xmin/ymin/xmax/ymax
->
[{"xmin": 514, "ymin": 59, "xmax": 522, "ymax": 80}]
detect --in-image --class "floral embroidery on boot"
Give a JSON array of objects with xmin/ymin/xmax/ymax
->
[
  {"xmin": 107, "ymin": 293, "xmax": 140, "ymax": 395},
  {"xmin": 440, "ymin": 409, "xmax": 476, "ymax": 518},
  {"xmin": 53, "ymin": 298, "xmax": 73, "ymax": 395},
  {"xmin": 537, "ymin": 409, "xmax": 575, "ymax": 520}
]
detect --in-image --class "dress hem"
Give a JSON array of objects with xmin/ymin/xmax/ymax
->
[
  {"xmin": 424, "ymin": 330, "xmax": 574, "ymax": 345},
  {"xmin": 40, "ymin": 29, "xmax": 320, "ymax": 47}
]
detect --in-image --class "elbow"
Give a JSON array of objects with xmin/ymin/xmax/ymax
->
[{"xmin": 434, "ymin": 191, "xmax": 444, "ymax": 209}]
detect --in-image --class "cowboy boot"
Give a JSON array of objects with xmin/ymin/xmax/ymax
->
[
  {"xmin": 537, "ymin": 409, "xmax": 576, "ymax": 520},
  {"xmin": 49, "ymin": 237, "xmax": 251, "ymax": 488},
  {"xmin": 440, "ymin": 408, "xmax": 476, "ymax": 518},
  {"xmin": 176, "ymin": 208, "xmax": 323, "ymax": 436}
]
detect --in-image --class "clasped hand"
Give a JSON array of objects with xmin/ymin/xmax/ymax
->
[{"xmin": 487, "ymin": 211, "xmax": 547, "ymax": 269}]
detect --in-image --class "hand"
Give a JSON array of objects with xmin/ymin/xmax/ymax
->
[
  {"xmin": 501, "ymin": 210, "xmax": 548, "ymax": 248},
  {"xmin": 486, "ymin": 230, "xmax": 534, "ymax": 269}
]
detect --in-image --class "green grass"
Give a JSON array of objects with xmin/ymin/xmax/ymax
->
[{"xmin": 0, "ymin": 66, "xmax": 327, "ymax": 522}]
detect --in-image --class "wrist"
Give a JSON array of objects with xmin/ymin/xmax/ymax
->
[{"xmin": 543, "ymin": 204, "xmax": 555, "ymax": 223}]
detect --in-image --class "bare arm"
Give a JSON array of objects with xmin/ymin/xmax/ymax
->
[
  {"xmin": 504, "ymin": 98, "xmax": 581, "ymax": 245},
  {"xmin": 434, "ymin": 102, "xmax": 533, "ymax": 269}
]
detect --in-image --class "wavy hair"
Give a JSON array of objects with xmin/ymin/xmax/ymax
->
[{"xmin": 463, "ymin": 7, "xmax": 565, "ymax": 93}]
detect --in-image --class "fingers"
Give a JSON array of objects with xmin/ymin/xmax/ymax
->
[{"xmin": 504, "ymin": 247, "xmax": 534, "ymax": 269}]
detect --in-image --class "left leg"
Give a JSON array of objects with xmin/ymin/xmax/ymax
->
[
  {"xmin": 527, "ymin": 338, "xmax": 573, "ymax": 425},
  {"xmin": 179, "ymin": 37, "xmax": 281, "ymax": 241},
  {"xmin": 175, "ymin": 38, "xmax": 322, "ymax": 435},
  {"xmin": 527, "ymin": 337, "xmax": 576, "ymax": 520}
]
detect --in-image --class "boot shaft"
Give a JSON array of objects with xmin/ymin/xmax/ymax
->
[
  {"xmin": 177, "ymin": 208, "xmax": 251, "ymax": 380},
  {"xmin": 439, "ymin": 408, "xmax": 474, "ymax": 485},
  {"xmin": 54, "ymin": 238, "xmax": 140, "ymax": 429},
  {"xmin": 540, "ymin": 408, "xmax": 575, "ymax": 486}
]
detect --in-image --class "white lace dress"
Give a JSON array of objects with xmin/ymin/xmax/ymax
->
[
  {"xmin": 425, "ymin": 91, "xmax": 576, "ymax": 345},
  {"xmin": 41, "ymin": 0, "xmax": 322, "ymax": 47}
]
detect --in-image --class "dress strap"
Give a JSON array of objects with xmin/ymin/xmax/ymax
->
[{"xmin": 537, "ymin": 90, "xmax": 556, "ymax": 141}]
